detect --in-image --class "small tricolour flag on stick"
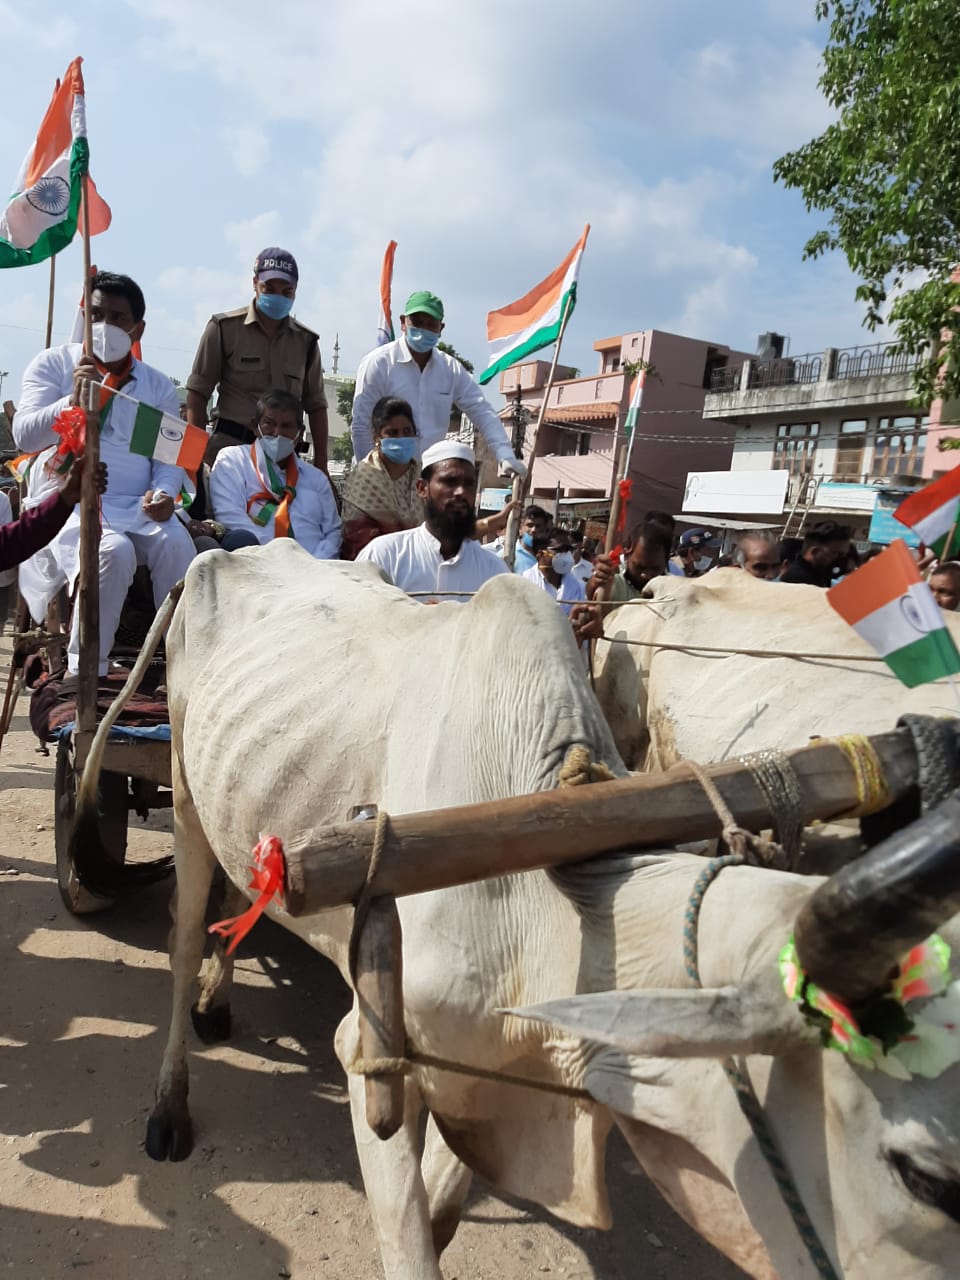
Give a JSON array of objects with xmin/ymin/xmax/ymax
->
[
  {"xmin": 827, "ymin": 539, "xmax": 960, "ymax": 688},
  {"xmin": 0, "ymin": 57, "xmax": 109, "ymax": 269},
  {"xmin": 624, "ymin": 369, "xmax": 646, "ymax": 438},
  {"xmin": 129, "ymin": 402, "xmax": 207, "ymax": 472},
  {"xmin": 376, "ymin": 240, "xmax": 397, "ymax": 346},
  {"xmin": 478, "ymin": 224, "xmax": 590, "ymax": 385},
  {"xmin": 894, "ymin": 464, "xmax": 960, "ymax": 560}
]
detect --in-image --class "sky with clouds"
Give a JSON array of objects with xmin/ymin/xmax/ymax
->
[{"xmin": 0, "ymin": 0, "xmax": 875, "ymax": 408}]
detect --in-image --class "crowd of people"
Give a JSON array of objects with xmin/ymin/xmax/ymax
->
[{"xmin": 1, "ymin": 249, "xmax": 957, "ymax": 684}]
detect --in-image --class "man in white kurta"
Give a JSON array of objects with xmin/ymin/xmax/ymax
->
[
  {"xmin": 350, "ymin": 290, "xmax": 526, "ymax": 477},
  {"xmin": 13, "ymin": 275, "xmax": 196, "ymax": 675},
  {"xmin": 208, "ymin": 390, "xmax": 341, "ymax": 557},
  {"xmin": 357, "ymin": 439, "xmax": 509, "ymax": 602}
]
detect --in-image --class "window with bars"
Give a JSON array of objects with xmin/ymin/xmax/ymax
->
[
  {"xmin": 873, "ymin": 415, "xmax": 928, "ymax": 477},
  {"xmin": 773, "ymin": 422, "xmax": 819, "ymax": 476}
]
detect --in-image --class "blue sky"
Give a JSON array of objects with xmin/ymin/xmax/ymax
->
[{"xmin": 0, "ymin": 0, "xmax": 874, "ymax": 408}]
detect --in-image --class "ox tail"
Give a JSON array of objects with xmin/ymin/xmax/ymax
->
[{"xmin": 69, "ymin": 582, "xmax": 184, "ymax": 900}]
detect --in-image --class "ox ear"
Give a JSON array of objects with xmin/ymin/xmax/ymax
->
[{"xmin": 503, "ymin": 976, "xmax": 816, "ymax": 1059}]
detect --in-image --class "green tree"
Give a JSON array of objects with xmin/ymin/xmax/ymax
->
[
  {"xmin": 337, "ymin": 379, "xmax": 356, "ymax": 427},
  {"xmin": 330, "ymin": 430, "xmax": 355, "ymax": 469},
  {"xmin": 773, "ymin": 1, "xmax": 960, "ymax": 402},
  {"xmin": 437, "ymin": 341, "xmax": 473, "ymax": 373}
]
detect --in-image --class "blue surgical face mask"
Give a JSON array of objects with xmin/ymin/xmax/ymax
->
[
  {"xmin": 405, "ymin": 326, "xmax": 439, "ymax": 354},
  {"xmin": 379, "ymin": 437, "xmax": 418, "ymax": 465},
  {"xmin": 550, "ymin": 551, "xmax": 575, "ymax": 576},
  {"xmin": 260, "ymin": 433, "xmax": 296, "ymax": 463},
  {"xmin": 256, "ymin": 292, "xmax": 294, "ymax": 321},
  {"xmin": 521, "ymin": 532, "xmax": 535, "ymax": 550}
]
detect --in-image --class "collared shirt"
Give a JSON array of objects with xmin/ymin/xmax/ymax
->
[
  {"xmin": 521, "ymin": 565, "xmax": 587, "ymax": 616},
  {"xmin": 186, "ymin": 303, "xmax": 327, "ymax": 424},
  {"xmin": 209, "ymin": 442, "xmax": 341, "ymax": 559},
  {"xmin": 13, "ymin": 343, "xmax": 189, "ymax": 515},
  {"xmin": 571, "ymin": 557, "xmax": 594, "ymax": 585},
  {"xmin": 356, "ymin": 521, "xmax": 510, "ymax": 601},
  {"xmin": 351, "ymin": 336, "xmax": 514, "ymax": 462}
]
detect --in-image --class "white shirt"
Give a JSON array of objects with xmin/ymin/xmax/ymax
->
[
  {"xmin": 522, "ymin": 564, "xmax": 587, "ymax": 616},
  {"xmin": 571, "ymin": 558, "xmax": 594, "ymax": 586},
  {"xmin": 209, "ymin": 441, "xmax": 342, "ymax": 559},
  {"xmin": 351, "ymin": 336, "xmax": 514, "ymax": 463},
  {"xmin": 357, "ymin": 522, "xmax": 510, "ymax": 601},
  {"xmin": 13, "ymin": 345, "xmax": 188, "ymax": 514}
]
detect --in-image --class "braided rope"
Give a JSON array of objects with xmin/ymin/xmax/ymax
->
[
  {"xmin": 834, "ymin": 734, "xmax": 891, "ymax": 817},
  {"xmin": 682, "ymin": 821, "xmax": 839, "ymax": 1277}
]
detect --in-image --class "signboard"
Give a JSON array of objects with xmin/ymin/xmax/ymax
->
[
  {"xmin": 478, "ymin": 487, "xmax": 512, "ymax": 513},
  {"xmin": 682, "ymin": 469, "xmax": 789, "ymax": 516},
  {"xmin": 868, "ymin": 491, "xmax": 922, "ymax": 548},
  {"xmin": 813, "ymin": 481, "xmax": 879, "ymax": 513}
]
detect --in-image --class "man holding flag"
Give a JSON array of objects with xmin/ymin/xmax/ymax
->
[
  {"xmin": 12, "ymin": 271, "xmax": 196, "ymax": 679},
  {"xmin": 350, "ymin": 290, "xmax": 526, "ymax": 477}
]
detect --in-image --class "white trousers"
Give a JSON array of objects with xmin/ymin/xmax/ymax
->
[{"xmin": 67, "ymin": 522, "xmax": 196, "ymax": 675}]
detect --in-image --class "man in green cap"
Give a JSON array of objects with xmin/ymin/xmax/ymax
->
[{"xmin": 350, "ymin": 290, "xmax": 526, "ymax": 478}]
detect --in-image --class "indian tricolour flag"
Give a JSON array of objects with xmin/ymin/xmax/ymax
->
[
  {"xmin": 129, "ymin": 402, "xmax": 207, "ymax": 472},
  {"xmin": 0, "ymin": 58, "xmax": 103, "ymax": 269},
  {"xmin": 478, "ymin": 225, "xmax": 590, "ymax": 385},
  {"xmin": 624, "ymin": 369, "xmax": 646, "ymax": 437},
  {"xmin": 894, "ymin": 464, "xmax": 960, "ymax": 559},
  {"xmin": 376, "ymin": 240, "xmax": 397, "ymax": 345},
  {"xmin": 827, "ymin": 539, "xmax": 960, "ymax": 688}
]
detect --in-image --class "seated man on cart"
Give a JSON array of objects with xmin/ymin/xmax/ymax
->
[{"xmin": 13, "ymin": 271, "xmax": 196, "ymax": 679}]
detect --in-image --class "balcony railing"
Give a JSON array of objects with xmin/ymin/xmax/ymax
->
[
  {"xmin": 833, "ymin": 342, "xmax": 922, "ymax": 381},
  {"xmin": 710, "ymin": 352, "xmax": 822, "ymax": 392},
  {"xmin": 709, "ymin": 364, "xmax": 742, "ymax": 393}
]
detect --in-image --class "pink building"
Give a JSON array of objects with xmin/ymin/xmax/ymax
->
[{"xmin": 497, "ymin": 328, "xmax": 751, "ymax": 529}]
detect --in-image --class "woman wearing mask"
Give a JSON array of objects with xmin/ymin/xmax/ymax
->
[
  {"xmin": 522, "ymin": 527, "xmax": 586, "ymax": 617},
  {"xmin": 209, "ymin": 388, "xmax": 341, "ymax": 558},
  {"xmin": 340, "ymin": 396, "xmax": 423, "ymax": 559}
]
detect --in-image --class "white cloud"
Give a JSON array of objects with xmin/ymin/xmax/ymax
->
[{"xmin": 221, "ymin": 123, "xmax": 269, "ymax": 178}]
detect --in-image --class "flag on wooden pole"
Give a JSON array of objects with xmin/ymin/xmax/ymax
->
[
  {"xmin": 377, "ymin": 240, "xmax": 397, "ymax": 345},
  {"xmin": 894, "ymin": 465, "xmax": 960, "ymax": 560},
  {"xmin": 827, "ymin": 539, "xmax": 960, "ymax": 687},
  {"xmin": 128, "ymin": 402, "xmax": 207, "ymax": 471},
  {"xmin": 0, "ymin": 58, "xmax": 107, "ymax": 268},
  {"xmin": 624, "ymin": 369, "xmax": 646, "ymax": 438},
  {"xmin": 478, "ymin": 225, "xmax": 590, "ymax": 385}
]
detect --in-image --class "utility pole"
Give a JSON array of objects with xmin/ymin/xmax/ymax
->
[{"xmin": 511, "ymin": 380, "xmax": 528, "ymax": 459}]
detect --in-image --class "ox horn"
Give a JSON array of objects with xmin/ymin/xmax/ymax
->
[{"xmin": 793, "ymin": 789, "xmax": 960, "ymax": 1009}]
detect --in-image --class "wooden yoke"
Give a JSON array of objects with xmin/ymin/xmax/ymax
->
[
  {"xmin": 74, "ymin": 184, "xmax": 100, "ymax": 769},
  {"xmin": 281, "ymin": 728, "xmax": 933, "ymax": 917}
]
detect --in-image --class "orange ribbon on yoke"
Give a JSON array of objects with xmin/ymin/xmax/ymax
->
[
  {"xmin": 246, "ymin": 444, "xmax": 298, "ymax": 538},
  {"xmin": 616, "ymin": 477, "xmax": 632, "ymax": 533},
  {"xmin": 208, "ymin": 835, "xmax": 287, "ymax": 955}
]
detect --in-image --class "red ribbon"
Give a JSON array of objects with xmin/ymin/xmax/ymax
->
[
  {"xmin": 49, "ymin": 405, "xmax": 87, "ymax": 476},
  {"xmin": 208, "ymin": 835, "xmax": 287, "ymax": 955},
  {"xmin": 616, "ymin": 478, "xmax": 633, "ymax": 533},
  {"xmin": 609, "ymin": 544, "xmax": 623, "ymax": 568}
]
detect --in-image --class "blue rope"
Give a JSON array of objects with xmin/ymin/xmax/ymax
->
[{"xmin": 684, "ymin": 855, "xmax": 841, "ymax": 1280}]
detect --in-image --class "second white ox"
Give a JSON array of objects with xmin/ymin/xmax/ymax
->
[
  {"xmin": 593, "ymin": 570, "xmax": 960, "ymax": 769},
  {"xmin": 79, "ymin": 544, "xmax": 960, "ymax": 1279}
]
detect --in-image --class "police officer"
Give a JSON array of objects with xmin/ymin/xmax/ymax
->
[{"xmin": 185, "ymin": 248, "xmax": 330, "ymax": 469}]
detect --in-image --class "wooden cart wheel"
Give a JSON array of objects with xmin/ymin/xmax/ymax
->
[{"xmin": 54, "ymin": 735, "xmax": 128, "ymax": 915}]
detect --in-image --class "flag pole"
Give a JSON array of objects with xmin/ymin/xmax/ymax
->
[
  {"xmin": 44, "ymin": 255, "xmax": 56, "ymax": 349},
  {"xmin": 502, "ymin": 292, "xmax": 575, "ymax": 569},
  {"xmin": 75, "ymin": 175, "xmax": 101, "ymax": 761}
]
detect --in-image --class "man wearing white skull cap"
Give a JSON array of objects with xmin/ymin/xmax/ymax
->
[{"xmin": 356, "ymin": 440, "xmax": 509, "ymax": 601}]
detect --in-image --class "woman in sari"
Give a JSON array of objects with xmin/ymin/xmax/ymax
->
[{"xmin": 341, "ymin": 396, "xmax": 423, "ymax": 559}]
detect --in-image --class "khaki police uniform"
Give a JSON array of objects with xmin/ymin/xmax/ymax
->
[{"xmin": 187, "ymin": 302, "xmax": 327, "ymax": 444}]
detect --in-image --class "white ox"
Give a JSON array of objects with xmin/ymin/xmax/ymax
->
[
  {"xmin": 593, "ymin": 570, "xmax": 960, "ymax": 769},
  {"xmin": 75, "ymin": 543, "xmax": 960, "ymax": 1279}
]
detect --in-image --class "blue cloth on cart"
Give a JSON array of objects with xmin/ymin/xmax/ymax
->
[{"xmin": 54, "ymin": 722, "xmax": 171, "ymax": 742}]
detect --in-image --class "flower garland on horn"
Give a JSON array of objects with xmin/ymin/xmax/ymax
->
[{"xmin": 780, "ymin": 933, "xmax": 960, "ymax": 1080}]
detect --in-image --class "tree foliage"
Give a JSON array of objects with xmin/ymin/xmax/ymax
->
[
  {"xmin": 773, "ymin": 0, "xmax": 960, "ymax": 402},
  {"xmin": 330, "ymin": 430, "xmax": 355, "ymax": 468},
  {"xmin": 437, "ymin": 341, "xmax": 474, "ymax": 373},
  {"xmin": 336, "ymin": 379, "xmax": 356, "ymax": 427}
]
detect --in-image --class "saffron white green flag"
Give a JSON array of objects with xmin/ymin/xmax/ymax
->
[
  {"xmin": 894, "ymin": 464, "xmax": 960, "ymax": 560},
  {"xmin": 478, "ymin": 225, "xmax": 590, "ymax": 385},
  {"xmin": 624, "ymin": 369, "xmax": 646, "ymax": 437},
  {"xmin": 827, "ymin": 539, "xmax": 960, "ymax": 688},
  {"xmin": 0, "ymin": 58, "xmax": 91, "ymax": 268}
]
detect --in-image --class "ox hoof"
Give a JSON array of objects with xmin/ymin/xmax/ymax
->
[
  {"xmin": 191, "ymin": 1002, "xmax": 231, "ymax": 1044},
  {"xmin": 145, "ymin": 1111, "xmax": 194, "ymax": 1162}
]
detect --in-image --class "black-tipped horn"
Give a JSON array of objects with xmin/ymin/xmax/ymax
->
[{"xmin": 794, "ymin": 789, "xmax": 960, "ymax": 1008}]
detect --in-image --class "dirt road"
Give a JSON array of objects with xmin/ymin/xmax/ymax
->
[{"xmin": 0, "ymin": 637, "xmax": 745, "ymax": 1279}]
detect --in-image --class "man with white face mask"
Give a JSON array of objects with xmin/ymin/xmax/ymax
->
[
  {"xmin": 350, "ymin": 290, "xmax": 526, "ymax": 479},
  {"xmin": 522, "ymin": 526, "xmax": 586, "ymax": 616},
  {"xmin": 208, "ymin": 389, "xmax": 341, "ymax": 557},
  {"xmin": 12, "ymin": 271, "xmax": 197, "ymax": 679}
]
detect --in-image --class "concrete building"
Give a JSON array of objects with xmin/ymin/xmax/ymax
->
[
  {"xmin": 490, "ymin": 328, "xmax": 751, "ymax": 528},
  {"xmin": 700, "ymin": 336, "xmax": 932, "ymax": 537}
]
